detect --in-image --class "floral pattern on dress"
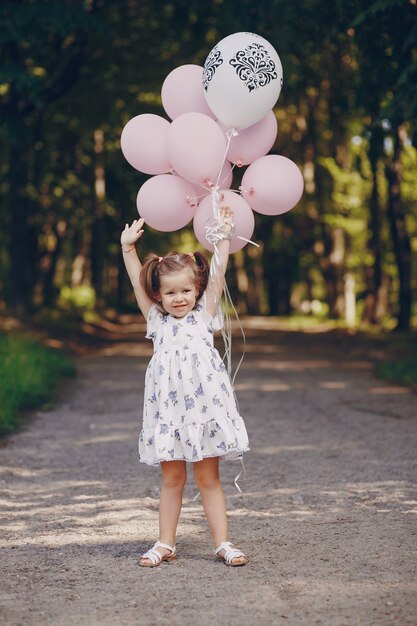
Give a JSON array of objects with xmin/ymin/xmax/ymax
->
[{"xmin": 138, "ymin": 299, "xmax": 249, "ymax": 466}]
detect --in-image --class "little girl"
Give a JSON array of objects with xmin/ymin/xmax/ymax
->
[{"xmin": 121, "ymin": 206, "xmax": 249, "ymax": 567}]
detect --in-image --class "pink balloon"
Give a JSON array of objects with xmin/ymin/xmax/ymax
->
[
  {"xmin": 193, "ymin": 189, "xmax": 255, "ymax": 253},
  {"xmin": 167, "ymin": 112, "xmax": 227, "ymax": 187},
  {"xmin": 219, "ymin": 111, "xmax": 278, "ymax": 166},
  {"xmin": 241, "ymin": 155, "xmax": 304, "ymax": 215},
  {"xmin": 191, "ymin": 161, "xmax": 234, "ymax": 201},
  {"xmin": 121, "ymin": 114, "xmax": 171, "ymax": 175},
  {"xmin": 136, "ymin": 175, "xmax": 197, "ymax": 232},
  {"xmin": 161, "ymin": 65, "xmax": 216, "ymax": 120}
]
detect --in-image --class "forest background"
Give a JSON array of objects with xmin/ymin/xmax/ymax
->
[{"xmin": 1, "ymin": 0, "xmax": 416, "ymax": 331}]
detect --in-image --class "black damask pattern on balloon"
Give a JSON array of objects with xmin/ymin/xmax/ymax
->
[
  {"xmin": 202, "ymin": 47, "xmax": 223, "ymax": 91},
  {"xmin": 229, "ymin": 43, "xmax": 278, "ymax": 92}
]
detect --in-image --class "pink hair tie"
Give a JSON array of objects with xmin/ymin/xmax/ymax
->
[{"xmin": 158, "ymin": 256, "xmax": 163, "ymax": 263}]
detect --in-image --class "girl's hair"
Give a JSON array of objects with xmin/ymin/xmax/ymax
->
[{"xmin": 140, "ymin": 251, "xmax": 209, "ymax": 307}]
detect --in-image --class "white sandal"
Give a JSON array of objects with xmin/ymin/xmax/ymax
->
[
  {"xmin": 214, "ymin": 541, "xmax": 248, "ymax": 567},
  {"xmin": 138, "ymin": 541, "xmax": 177, "ymax": 568}
]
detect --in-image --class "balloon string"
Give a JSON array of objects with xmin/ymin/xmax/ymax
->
[
  {"xmin": 191, "ymin": 128, "xmax": 239, "ymax": 203},
  {"xmin": 204, "ymin": 223, "xmax": 247, "ymax": 385},
  {"xmin": 236, "ymin": 235, "xmax": 260, "ymax": 247},
  {"xmin": 205, "ymin": 239, "xmax": 247, "ymax": 415},
  {"xmin": 234, "ymin": 458, "xmax": 246, "ymax": 494},
  {"xmin": 202, "ymin": 132, "xmax": 249, "ymax": 494},
  {"xmin": 214, "ymin": 128, "xmax": 237, "ymax": 189},
  {"xmin": 205, "ymin": 125, "xmax": 253, "ymax": 384},
  {"xmin": 223, "ymin": 278, "xmax": 246, "ymax": 386},
  {"xmin": 192, "ymin": 455, "xmax": 245, "ymax": 499}
]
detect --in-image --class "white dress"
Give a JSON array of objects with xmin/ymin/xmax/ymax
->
[{"xmin": 138, "ymin": 300, "xmax": 249, "ymax": 465}]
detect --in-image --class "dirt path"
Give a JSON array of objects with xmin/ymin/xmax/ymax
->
[{"xmin": 1, "ymin": 320, "xmax": 416, "ymax": 626}]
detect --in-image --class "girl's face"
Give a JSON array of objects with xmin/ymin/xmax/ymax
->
[{"xmin": 158, "ymin": 270, "xmax": 198, "ymax": 318}]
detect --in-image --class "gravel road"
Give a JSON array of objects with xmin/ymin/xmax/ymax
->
[{"xmin": 1, "ymin": 319, "xmax": 416, "ymax": 626}]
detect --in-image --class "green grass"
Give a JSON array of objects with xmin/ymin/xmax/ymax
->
[
  {"xmin": 350, "ymin": 328, "xmax": 417, "ymax": 390},
  {"xmin": 0, "ymin": 334, "xmax": 75, "ymax": 435},
  {"xmin": 375, "ymin": 357, "xmax": 417, "ymax": 391}
]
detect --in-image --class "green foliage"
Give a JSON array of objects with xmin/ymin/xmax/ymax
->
[
  {"xmin": 0, "ymin": 0, "xmax": 416, "ymax": 327},
  {"xmin": 0, "ymin": 1, "xmax": 97, "ymax": 126},
  {"xmin": 0, "ymin": 334, "xmax": 75, "ymax": 435},
  {"xmin": 59, "ymin": 285, "xmax": 96, "ymax": 311},
  {"xmin": 352, "ymin": 0, "xmax": 417, "ymax": 121},
  {"xmin": 375, "ymin": 357, "xmax": 417, "ymax": 390}
]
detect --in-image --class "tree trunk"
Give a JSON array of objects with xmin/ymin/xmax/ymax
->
[
  {"xmin": 245, "ymin": 245, "xmax": 266, "ymax": 315},
  {"xmin": 363, "ymin": 123, "xmax": 384, "ymax": 324},
  {"xmin": 230, "ymin": 251, "xmax": 249, "ymax": 314},
  {"xmin": 3, "ymin": 21, "xmax": 91, "ymax": 316},
  {"xmin": 254, "ymin": 218, "xmax": 293, "ymax": 316},
  {"xmin": 261, "ymin": 254, "xmax": 293, "ymax": 316},
  {"xmin": 319, "ymin": 223, "xmax": 345, "ymax": 319},
  {"xmin": 385, "ymin": 124, "xmax": 412, "ymax": 331},
  {"xmin": 91, "ymin": 129, "xmax": 106, "ymax": 305},
  {"xmin": 8, "ymin": 138, "xmax": 35, "ymax": 319},
  {"xmin": 41, "ymin": 224, "xmax": 65, "ymax": 307},
  {"xmin": 117, "ymin": 251, "xmax": 127, "ymax": 310},
  {"xmin": 305, "ymin": 93, "xmax": 345, "ymax": 319}
]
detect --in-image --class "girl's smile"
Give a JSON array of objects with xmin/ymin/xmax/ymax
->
[{"xmin": 158, "ymin": 270, "xmax": 198, "ymax": 318}]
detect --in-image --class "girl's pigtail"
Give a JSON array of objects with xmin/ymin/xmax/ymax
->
[
  {"xmin": 140, "ymin": 254, "xmax": 161, "ymax": 302},
  {"xmin": 193, "ymin": 251, "xmax": 209, "ymax": 299}
]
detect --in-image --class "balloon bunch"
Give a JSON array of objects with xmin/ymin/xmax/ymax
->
[{"xmin": 121, "ymin": 32, "xmax": 304, "ymax": 253}]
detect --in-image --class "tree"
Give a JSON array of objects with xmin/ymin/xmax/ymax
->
[
  {"xmin": 0, "ymin": 0, "xmax": 97, "ymax": 317},
  {"xmin": 352, "ymin": 0, "xmax": 417, "ymax": 329}
]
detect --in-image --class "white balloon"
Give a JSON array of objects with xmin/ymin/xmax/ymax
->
[{"xmin": 202, "ymin": 32, "xmax": 283, "ymax": 130}]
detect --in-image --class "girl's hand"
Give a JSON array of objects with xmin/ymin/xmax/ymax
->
[
  {"xmin": 219, "ymin": 205, "xmax": 234, "ymax": 236},
  {"xmin": 121, "ymin": 218, "xmax": 145, "ymax": 247}
]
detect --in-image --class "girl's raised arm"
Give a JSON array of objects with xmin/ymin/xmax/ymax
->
[
  {"xmin": 204, "ymin": 206, "xmax": 233, "ymax": 318},
  {"xmin": 121, "ymin": 218, "xmax": 154, "ymax": 319}
]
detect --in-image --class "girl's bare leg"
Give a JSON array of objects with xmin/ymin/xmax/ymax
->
[
  {"xmin": 139, "ymin": 460, "xmax": 186, "ymax": 564},
  {"xmin": 193, "ymin": 457, "xmax": 246, "ymax": 565}
]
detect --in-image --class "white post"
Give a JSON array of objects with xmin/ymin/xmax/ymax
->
[{"xmin": 344, "ymin": 271, "xmax": 356, "ymax": 328}]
